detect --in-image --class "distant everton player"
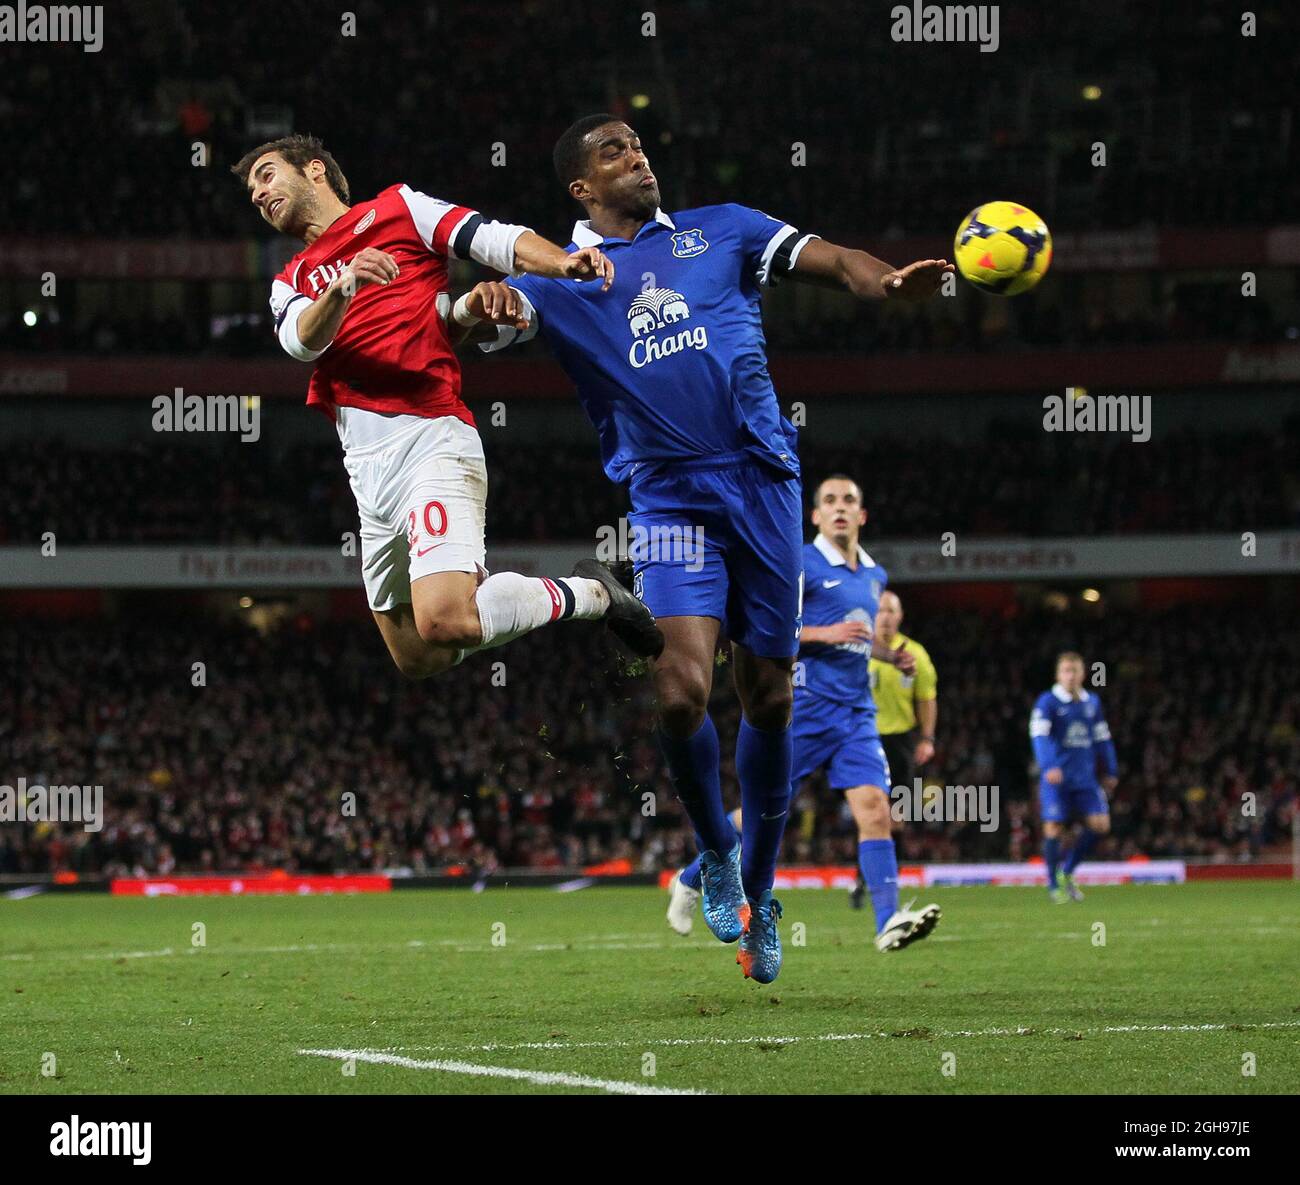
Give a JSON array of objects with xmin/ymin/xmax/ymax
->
[
  {"xmin": 468, "ymin": 116, "xmax": 951, "ymax": 982},
  {"xmin": 1030, "ymin": 652, "xmax": 1118, "ymax": 902},
  {"xmin": 671, "ymin": 476, "xmax": 942, "ymax": 952}
]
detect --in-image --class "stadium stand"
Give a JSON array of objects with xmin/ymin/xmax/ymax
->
[
  {"xmin": 3, "ymin": 602, "xmax": 1294, "ymax": 877},
  {"xmin": 3, "ymin": 424, "xmax": 1298, "ymax": 545},
  {"xmin": 1, "ymin": 2, "xmax": 1295, "ymax": 240}
]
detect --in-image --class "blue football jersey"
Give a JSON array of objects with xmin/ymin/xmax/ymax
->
[
  {"xmin": 483, "ymin": 204, "xmax": 817, "ymax": 483},
  {"xmin": 1029, "ymin": 685, "xmax": 1118, "ymax": 789},
  {"xmin": 796, "ymin": 535, "xmax": 888, "ymax": 708}
]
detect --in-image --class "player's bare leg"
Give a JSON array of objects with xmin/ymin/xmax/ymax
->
[
  {"xmin": 845, "ymin": 783, "xmax": 891, "ymax": 841},
  {"xmin": 731, "ymin": 645, "xmax": 794, "ymax": 733},
  {"xmin": 653, "ymin": 615, "xmax": 720, "ymax": 737},
  {"xmin": 372, "ymin": 571, "xmax": 493, "ymax": 680},
  {"xmin": 373, "ymin": 600, "xmax": 463, "ymax": 680},
  {"xmin": 372, "ymin": 567, "xmax": 657, "ymax": 681},
  {"xmin": 653, "ymin": 615, "xmax": 748, "ymax": 942}
]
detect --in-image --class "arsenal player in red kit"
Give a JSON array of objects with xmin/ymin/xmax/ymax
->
[{"xmin": 232, "ymin": 135, "xmax": 662, "ymax": 677}]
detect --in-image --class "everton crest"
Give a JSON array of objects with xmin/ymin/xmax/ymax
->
[{"xmin": 671, "ymin": 229, "xmax": 708, "ymax": 258}]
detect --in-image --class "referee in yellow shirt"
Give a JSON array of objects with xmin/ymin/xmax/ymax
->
[{"xmin": 869, "ymin": 590, "xmax": 938, "ymax": 800}]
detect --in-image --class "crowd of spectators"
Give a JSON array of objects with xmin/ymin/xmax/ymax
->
[
  {"xmin": 3, "ymin": 276, "xmax": 1292, "ymax": 358},
  {"xmin": 1, "ymin": 2, "xmax": 1294, "ymax": 241},
  {"xmin": 4, "ymin": 423, "xmax": 1298, "ymax": 546},
  {"xmin": 2, "ymin": 601, "xmax": 1293, "ymax": 879}
]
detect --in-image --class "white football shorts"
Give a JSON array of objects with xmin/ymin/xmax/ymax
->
[{"xmin": 336, "ymin": 406, "xmax": 488, "ymax": 612}]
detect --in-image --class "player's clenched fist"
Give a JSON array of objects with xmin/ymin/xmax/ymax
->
[
  {"xmin": 463, "ymin": 281, "xmax": 529, "ymax": 330},
  {"xmin": 562, "ymin": 246, "xmax": 614, "ymax": 290},
  {"xmin": 337, "ymin": 247, "xmax": 400, "ymax": 294}
]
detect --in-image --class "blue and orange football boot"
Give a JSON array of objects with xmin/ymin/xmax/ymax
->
[
  {"xmin": 697, "ymin": 842, "xmax": 749, "ymax": 943},
  {"xmin": 737, "ymin": 891, "xmax": 784, "ymax": 983}
]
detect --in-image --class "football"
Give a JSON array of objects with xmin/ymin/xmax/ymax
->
[{"xmin": 954, "ymin": 201, "xmax": 1053, "ymax": 295}]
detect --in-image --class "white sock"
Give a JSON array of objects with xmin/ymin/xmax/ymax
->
[
  {"xmin": 469, "ymin": 572, "xmax": 608, "ymax": 652},
  {"xmin": 562, "ymin": 576, "xmax": 609, "ymax": 620}
]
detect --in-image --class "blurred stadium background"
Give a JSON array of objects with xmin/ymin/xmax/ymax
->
[{"xmin": 2, "ymin": 0, "xmax": 1297, "ymax": 889}]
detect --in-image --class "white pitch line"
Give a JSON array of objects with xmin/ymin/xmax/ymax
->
[
  {"xmin": 0, "ymin": 937, "xmax": 673, "ymax": 963},
  {"xmin": 297, "ymin": 1048, "xmax": 705, "ymax": 1095},
  {"xmin": 450, "ymin": 941, "xmax": 669, "ymax": 953},
  {"xmin": 0, "ymin": 942, "xmax": 361, "ymax": 963},
  {"xmin": 375, "ymin": 1019, "xmax": 1300, "ymax": 1056}
]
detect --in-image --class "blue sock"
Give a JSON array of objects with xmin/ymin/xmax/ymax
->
[
  {"xmin": 736, "ymin": 719, "xmax": 792, "ymax": 900},
  {"xmin": 679, "ymin": 819, "xmax": 740, "ymax": 891},
  {"xmin": 657, "ymin": 715, "xmax": 734, "ymax": 857},
  {"xmin": 859, "ymin": 838, "xmax": 899, "ymax": 933},
  {"xmin": 1064, "ymin": 828, "xmax": 1098, "ymax": 874},
  {"xmin": 1044, "ymin": 835, "xmax": 1062, "ymax": 887}
]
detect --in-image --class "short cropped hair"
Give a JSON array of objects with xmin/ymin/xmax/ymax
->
[
  {"xmin": 553, "ymin": 113, "xmax": 620, "ymax": 187},
  {"xmin": 812, "ymin": 473, "xmax": 864, "ymax": 507}
]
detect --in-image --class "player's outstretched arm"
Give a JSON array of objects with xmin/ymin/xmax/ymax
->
[
  {"xmin": 792, "ymin": 237, "xmax": 953, "ymax": 302},
  {"xmin": 512, "ymin": 233, "xmax": 614, "ymax": 290},
  {"xmin": 445, "ymin": 281, "xmax": 530, "ymax": 348}
]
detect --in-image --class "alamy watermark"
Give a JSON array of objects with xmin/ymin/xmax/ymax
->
[
  {"xmin": 152, "ymin": 388, "xmax": 261, "ymax": 442},
  {"xmin": 1, "ymin": 777, "xmax": 103, "ymax": 832},
  {"xmin": 50, "ymin": 1116, "xmax": 151, "ymax": 1165},
  {"xmin": 0, "ymin": 4, "xmax": 103, "ymax": 52},
  {"xmin": 595, "ymin": 516, "xmax": 705, "ymax": 573},
  {"xmin": 891, "ymin": 777, "xmax": 999, "ymax": 832},
  {"xmin": 890, "ymin": 4, "xmax": 999, "ymax": 52},
  {"xmin": 1043, "ymin": 389, "xmax": 1150, "ymax": 442}
]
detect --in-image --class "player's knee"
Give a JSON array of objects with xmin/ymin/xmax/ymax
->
[
  {"xmin": 658, "ymin": 694, "xmax": 708, "ymax": 736},
  {"xmin": 655, "ymin": 667, "xmax": 710, "ymax": 735},
  {"xmin": 855, "ymin": 790, "xmax": 891, "ymax": 838},
  {"xmin": 742, "ymin": 680, "xmax": 793, "ymax": 731},
  {"xmin": 414, "ymin": 606, "xmax": 481, "ymax": 650},
  {"xmin": 1090, "ymin": 815, "xmax": 1111, "ymax": 836}
]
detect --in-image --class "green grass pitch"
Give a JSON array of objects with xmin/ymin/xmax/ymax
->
[{"xmin": 2, "ymin": 883, "xmax": 1297, "ymax": 1094}]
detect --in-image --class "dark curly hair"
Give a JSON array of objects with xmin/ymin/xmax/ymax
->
[{"xmin": 231, "ymin": 133, "xmax": 350, "ymax": 204}]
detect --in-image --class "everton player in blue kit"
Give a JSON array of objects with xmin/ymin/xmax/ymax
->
[
  {"xmin": 1030, "ymin": 651, "xmax": 1118, "ymax": 902},
  {"xmin": 672, "ymin": 476, "xmax": 942, "ymax": 952},
  {"xmin": 469, "ymin": 115, "xmax": 951, "ymax": 982}
]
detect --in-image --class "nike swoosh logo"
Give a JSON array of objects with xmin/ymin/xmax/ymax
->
[
  {"xmin": 416, "ymin": 544, "xmax": 444, "ymax": 557},
  {"xmin": 822, "ymin": 579, "xmax": 843, "ymax": 588}
]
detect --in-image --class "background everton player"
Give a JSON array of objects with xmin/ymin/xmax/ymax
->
[
  {"xmin": 1030, "ymin": 652, "xmax": 1119, "ymax": 903},
  {"xmin": 232, "ymin": 135, "xmax": 662, "ymax": 679},
  {"xmin": 671, "ymin": 476, "xmax": 942, "ymax": 952},
  {"xmin": 474, "ymin": 116, "xmax": 951, "ymax": 982}
]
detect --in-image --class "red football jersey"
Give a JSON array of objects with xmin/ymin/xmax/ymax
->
[{"xmin": 269, "ymin": 183, "xmax": 514, "ymax": 424}]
